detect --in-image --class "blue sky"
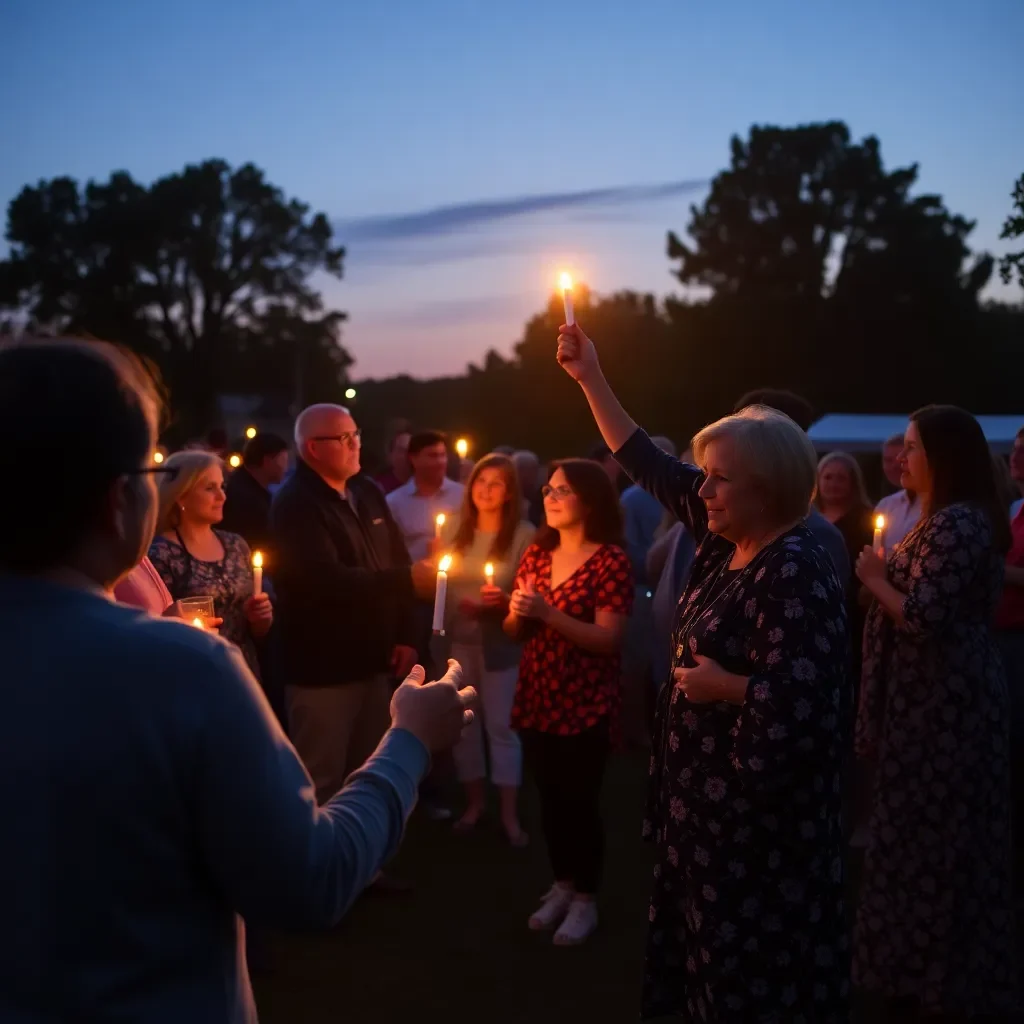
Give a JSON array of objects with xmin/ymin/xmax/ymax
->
[{"xmin": 1, "ymin": 0, "xmax": 1022, "ymax": 378}]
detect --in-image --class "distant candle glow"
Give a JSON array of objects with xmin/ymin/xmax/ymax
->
[
  {"xmin": 435, "ymin": 512, "xmax": 446, "ymax": 539},
  {"xmin": 344, "ymin": 387, "xmax": 357, "ymax": 400},
  {"xmin": 152, "ymin": 450, "xmax": 165, "ymax": 464},
  {"xmin": 455, "ymin": 438, "xmax": 469, "ymax": 459},
  {"xmin": 245, "ymin": 426, "xmax": 257, "ymax": 439},
  {"xmin": 228, "ymin": 453, "xmax": 242, "ymax": 469}
]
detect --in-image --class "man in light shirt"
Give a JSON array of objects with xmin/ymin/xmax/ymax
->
[
  {"xmin": 874, "ymin": 432, "xmax": 921, "ymax": 550},
  {"xmin": 387, "ymin": 431, "xmax": 465, "ymax": 562}
]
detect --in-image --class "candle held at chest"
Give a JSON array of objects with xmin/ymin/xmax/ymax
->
[
  {"xmin": 435, "ymin": 512, "xmax": 446, "ymax": 540},
  {"xmin": 252, "ymin": 550, "xmax": 264, "ymax": 595},
  {"xmin": 559, "ymin": 272, "xmax": 575, "ymax": 327},
  {"xmin": 872, "ymin": 514, "xmax": 885, "ymax": 555},
  {"xmin": 484, "ymin": 561, "xmax": 495, "ymax": 587},
  {"xmin": 432, "ymin": 555, "xmax": 452, "ymax": 635}
]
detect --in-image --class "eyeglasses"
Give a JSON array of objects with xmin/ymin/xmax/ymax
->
[
  {"xmin": 541, "ymin": 484, "xmax": 574, "ymax": 501},
  {"xmin": 126, "ymin": 466, "xmax": 181, "ymax": 482},
  {"xmin": 312, "ymin": 430, "xmax": 362, "ymax": 447}
]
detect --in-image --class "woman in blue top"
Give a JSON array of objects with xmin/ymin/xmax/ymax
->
[{"xmin": 555, "ymin": 322, "xmax": 851, "ymax": 1021}]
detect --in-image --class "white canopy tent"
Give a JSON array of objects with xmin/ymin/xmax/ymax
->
[{"xmin": 808, "ymin": 414, "xmax": 1024, "ymax": 455}]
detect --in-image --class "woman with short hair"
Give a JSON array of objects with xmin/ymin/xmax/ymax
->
[
  {"xmin": 149, "ymin": 450, "xmax": 272, "ymax": 676},
  {"xmin": 556, "ymin": 322, "xmax": 850, "ymax": 1020}
]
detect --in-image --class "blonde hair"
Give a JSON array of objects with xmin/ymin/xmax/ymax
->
[
  {"xmin": 157, "ymin": 450, "xmax": 224, "ymax": 533},
  {"xmin": 814, "ymin": 451, "xmax": 872, "ymax": 513},
  {"xmin": 691, "ymin": 405, "xmax": 817, "ymax": 526}
]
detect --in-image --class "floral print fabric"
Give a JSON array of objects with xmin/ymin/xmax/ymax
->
[{"xmin": 853, "ymin": 503, "xmax": 1016, "ymax": 1014}]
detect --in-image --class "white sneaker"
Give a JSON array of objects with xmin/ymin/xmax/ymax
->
[
  {"xmin": 528, "ymin": 884, "xmax": 573, "ymax": 931},
  {"xmin": 553, "ymin": 899, "xmax": 598, "ymax": 946}
]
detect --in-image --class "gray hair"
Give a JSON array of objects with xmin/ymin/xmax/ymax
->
[
  {"xmin": 293, "ymin": 403, "xmax": 351, "ymax": 449},
  {"xmin": 692, "ymin": 405, "xmax": 817, "ymax": 526}
]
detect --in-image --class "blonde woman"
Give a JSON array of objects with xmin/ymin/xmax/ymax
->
[
  {"xmin": 556, "ymin": 322, "xmax": 849, "ymax": 1018},
  {"xmin": 148, "ymin": 450, "xmax": 272, "ymax": 676}
]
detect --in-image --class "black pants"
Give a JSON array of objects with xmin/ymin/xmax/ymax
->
[{"xmin": 523, "ymin": 723, "xmax": 610, "ymax": 895}]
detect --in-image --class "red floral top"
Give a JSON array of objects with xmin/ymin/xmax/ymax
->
[{"xmin": 511, "ymin": 542, "xmax": 634, "ymax": 735}]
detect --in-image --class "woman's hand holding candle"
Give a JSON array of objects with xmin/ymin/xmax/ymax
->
[
  {"xmin": 244, "ymin": 592, "xmax": 273, "ymax": 637},
  {"xmin": 509, "ymin": 576, "xmax": 549, "ymax": 621}
]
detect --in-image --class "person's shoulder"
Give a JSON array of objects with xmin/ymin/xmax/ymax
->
[
  {"xmin": 215, "ymin": 529, "xmax": 250, "ymax": 557},
  {"xmin": 443, "ymin": 478, "xmax": 465, "ymax": 496},
  {"xmin": 928, "ymin": 502, "xmax": 990, "ymax": 537},
  {"xmin": 598, "ymin": 543, "xmax": 632, "ymax": 573},
  {"xmin": 874, "ymin": 491, "xmax": 902, "ymax": 514},
  {"xmin": 385, "ymin": 480, "xmax": 414, "ymax": 507},
  {"xmin": 514, "ymin": 520, "xmax": 537, "ymax": 546}
]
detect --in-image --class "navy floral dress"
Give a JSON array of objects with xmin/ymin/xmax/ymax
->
[
  {"xmin": 853, "ymin": 503, "xmax": 1016, "ymax": 1014},
  {"xmin": 148, "ymin": 529, "xmax": 260, "ymax": 678},
  {"xmin": 616, "ymin": 430, "xmax": 851, "ymax": 1022}
]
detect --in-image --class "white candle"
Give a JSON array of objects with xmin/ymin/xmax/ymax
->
[
  {"xmin": 872, "ymin": 514, "xmax": 885, "ymax": 555},
  {"xmin": 560, "ymin": 272, "xmax": 575, "ymax": 326},
  {"xmin": 252, "ymin": 550, "xmax": 264, "ymax": 595},
  {"xmin": 432, "ymin": 555, "xmax": 452, "ymax": 635},
  {"xmin": 435, "ymin": 512, "xmax": 446, "ymax": 540},
  {"xmin": 484, "ymin": 561, "xmax": 495, "ymax": 587}
]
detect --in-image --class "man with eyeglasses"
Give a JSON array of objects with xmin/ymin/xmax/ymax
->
[{"xmin": 271, "ymin": 403, "xmax": 439, "ymax": 817}]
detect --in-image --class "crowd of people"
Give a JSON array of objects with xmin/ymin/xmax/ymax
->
[{"xmin": 1, "ymin": 324, "xmax": 1022, "ymax": 1022}]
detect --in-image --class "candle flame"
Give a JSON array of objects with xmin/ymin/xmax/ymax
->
[
  {"xmin": 874, "ymin": 514, "xmax": 885, "ymax": 530},
  {"xmin": 252, "ymin": 551, "xmax": 263, "ymax": 569},
  {"xmin": 438, "ymin": 554, "xmax": 452, "ymax": 573},
  {"xmin": 484, "ymin": 562, "xmax": 494, "ymax": 578},
  {"xmin": 228, "ymin": 453, "xmax": 242, "ymax": 469},
  {"xmin": 191, "ymin": 617, "xmax": 204, "ymax": 629},
  {"xmin": 435, "ymin": 513, "xmax": 446, "ymax": 527},
  {"xmin": 455, "ymin": 438, "xmax": 469, "ymax": 458},
  {"xmin": 152, "ymin": 450, "xmax": 165, "ymax": 464},
  {"xmin": 559, "ymin": 272, "xmax": 573, "ymax": 292},
  {"xmin": 245, "ymin": 426, "xmax": 257, "ymax": 439}
]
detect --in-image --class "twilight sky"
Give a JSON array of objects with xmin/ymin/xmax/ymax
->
[{"xmin": 1, "ymin": 0, "xmax": 1022, "ymax": 379}]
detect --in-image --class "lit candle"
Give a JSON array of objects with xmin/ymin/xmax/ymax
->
[
  {"xmin": 432, "ymin": 555, "xmax": 452, "ymax": 635},
  {"xmin": 559, "ymin": 272, "xmax": 575, "ymax": 326},
  {"xmin": 252, "ymin": 550, "xmax": 264, "ymax": 596},
  {"xmin": 484, "ymin": 561, "xmax": 495, "ymax": 587},
  {"xmin": 191, "ymin": 617, "xmax": 205, "ymax": 630},
  {"xmin": 435, "ymin": 512, "xmax": 446, "ymax": 540},
  {"xmin": 228, "ymin": 453, "xmax": 242, "ymax": 469},
  {"xmin": 872, "ymin": 514, "xmax": 885, "ymax": 555},
  {"xmin": 152, "ymin": 449, "xmax": 165, "ymax": 465},
  {"xmin": 455, "ymin": 438, "xmax": 469, "ymax": 460},
  {"xmin": 245, "ymin": 426, "xmax": 257, "ymax": 439}
]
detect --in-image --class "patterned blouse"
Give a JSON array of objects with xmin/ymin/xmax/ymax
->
[
  {"xmin": 148, "ymin": 529, "xmax": 260, "ymax": 678},
  {"xmin": 510, "ymin": 542, "xmax": 633, "ymax": 735}
]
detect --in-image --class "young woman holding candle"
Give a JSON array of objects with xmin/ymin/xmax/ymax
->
[
  {"xmin": 505, "ymin": 458, "xmax": 632, "ymax": 945},
  {"xmin": 149, "ymin": 450, "xmax": 273, "ymax": 678},
  {"xmin": 441, "ymin": 453, "xmax": 535, "ymax": 844}
]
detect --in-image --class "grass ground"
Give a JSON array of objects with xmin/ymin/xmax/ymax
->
[{"xmin": 253, "ymin": 750, "xmax": 654, "ymax": 1024}]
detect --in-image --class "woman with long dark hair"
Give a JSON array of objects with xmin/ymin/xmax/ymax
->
[
  {"xmin": 441, "ymin": 453, "xmax": 535, "ymax": 843},
  {"xmin": 505, "ymin": 458, "xmax": 633, "ymax": 945},
  {"xmin": 854, "ymin": 405, "xmax": 1016, "ymax": 1019}
]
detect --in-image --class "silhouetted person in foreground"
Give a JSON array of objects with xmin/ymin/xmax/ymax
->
[{"xmin": 0, "ymin": 339, "xmax": 475, "ymax": 1024}]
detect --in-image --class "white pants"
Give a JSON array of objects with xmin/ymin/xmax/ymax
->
[{"xmin": 450, "ymin": 642, "xmax": 522, "ymax": 787}]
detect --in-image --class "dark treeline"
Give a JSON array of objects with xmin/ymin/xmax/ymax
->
[{"xmin": 2, "ymin": 122, "xmax": 1022, "ymax": 457}]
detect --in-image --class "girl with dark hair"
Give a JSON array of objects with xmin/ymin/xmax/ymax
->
[
  {"xmin": 440, "ymin": 454, "xmax": 535, "ymax": 844},
  {"xmin": 504, "ymin": 458, "xmax": 633, "ymax": 945},
  {"xmin": 854, "ymin": 405, "xmax": 1016, "ymax": 1018}
]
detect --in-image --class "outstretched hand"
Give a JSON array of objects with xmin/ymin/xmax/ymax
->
[
  {"xmin": 390, "ymin": 660, "xmax": 477, "ymax": 752},
  {"xmin": 556, "ymin": 323, "xmax": 601, "ymax": 385}
]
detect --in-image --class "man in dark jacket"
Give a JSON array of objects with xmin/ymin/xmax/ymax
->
[
  {"xmin": 222, "ymin": 432, "xmax": 290, "ymax": 556},
  {"xmin": 271, "ymin": 404, "xmax": 436, "ymax": 804}
]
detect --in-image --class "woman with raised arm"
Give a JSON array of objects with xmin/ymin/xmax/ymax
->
[{"xmin": 555, "ymin": 323, "xmax": 851, "ymax": 1020}]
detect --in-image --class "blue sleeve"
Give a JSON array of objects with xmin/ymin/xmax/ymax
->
[
  {"xmin": 805, "ymin": 510, "xmax": 851, "ymax": 591},
  {"xmin": 194, "ymin": 643, "xmax": 428, "ymax": 928},
  {"xmin": 621, "ymin": 490, "xmax": 654, "ymax": 587},
  {"xmin": 614, "ymin": 428, "xmax": 708, "ymax": 541}
]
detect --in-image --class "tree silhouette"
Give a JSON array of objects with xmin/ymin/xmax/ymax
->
[
  {"xmin": 0, "ymin": 160, "xmax": 349, "ymax": 432},
  {"xmin": 998, "ymin": 172, "xmax": 1024, "ymax": 289}
]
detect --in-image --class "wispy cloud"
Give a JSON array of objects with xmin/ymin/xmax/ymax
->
[
  {"xmin": 337, "ymin": 179, "xmax": 708, "ymax": 244},
  {"xmin": 353, "ymin": 293, "xmax": 533, "ymax": 330}
]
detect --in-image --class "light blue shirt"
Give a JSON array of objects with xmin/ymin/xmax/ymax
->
[
  {"xmin": 386, "ymin": 477, "xmax": 465, "ymax": 561},
  {"xmin": 621, "ymin": 483, "xmax": 665, "ymax": 587},
  {"xmin": 0, "ymin": 576, "xmax": 428, "ymax": 1023}
]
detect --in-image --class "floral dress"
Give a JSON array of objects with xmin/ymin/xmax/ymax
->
[
  {"xmin": 615, "ymin": 430, "xmax": 851, "ymax": 1022},
  {"xmin": 148, "ymin": 529, "xmax": 260, "ymax": 678},
  {"xmin": 510, "ymin": 543, "xmax": 633, "ymax": 735},
  {"xmin": 853, "ymin": 503, "xmax": 1016, "ymax": 1014}
]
